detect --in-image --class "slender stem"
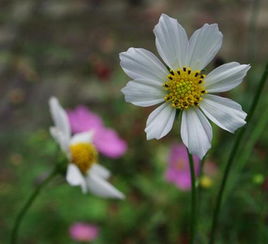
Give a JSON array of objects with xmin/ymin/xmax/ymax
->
[
  {"xmin": 187, "ymin": 149, "xmax": 196, "ymax": 244},
  {"xmin": 225, "ymin": 108, "xmax": 268, "ymax": 198},
  {"xmin": 209, "ymin": 63, "xmax": 268, "ymax": 244},
  {"xmin": 10, "ymin": 168, "xmax": 58, "ymax": 244},
  {"xmin": 196, "ymin": 156, "xmax": 206, "ymax": 216},
  {"xmin": 196, "ymin": 156, "xmax": 206, "ymax": 229}
]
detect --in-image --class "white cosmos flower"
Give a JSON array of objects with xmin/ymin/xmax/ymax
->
[
  {"xmin": 120, "ymin": 14, "xmax": 250, "ymax": 159},
  {"xmin": 49, "ymin": 97, "xmax": 125, "ymax": 199}
]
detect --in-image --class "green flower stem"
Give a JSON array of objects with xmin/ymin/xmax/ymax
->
[
  {"xmin": 10, "ymin": 167, "xmax": 59, "ymax": 244},
  {"xmin": 196, "ymin": 155, "xmax": 206, "ymax": 232},
  {"xmin": 209, "ymin": 62, "xmax": 268, "ymax": 244},
  {"xmin": 187, "ymin": 149, "xmax": 196, "ymax": 244}
]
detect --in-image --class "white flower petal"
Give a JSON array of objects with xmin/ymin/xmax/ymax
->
[
  {"xmin": 153, "ymin": 13, "xmax": 188, "ymax": 70},
  {"xmin": 180, "ymin": 108, "xmax": 212, "ymax": 159},
  {"xmin": 204, "ymin": 62, "xmax": 251, "ymax": 93},
  {"xmin": 49, "ymin": 97, "xmax": 71, "ymax": 139},
  {"xmin": 91, "ymin": 164, "xmax": 111, "ymax": 179},
  {"xmin": 187, "ymin": 23, "xmax": 223, "ymax": 70},
  {"xmin": 86, "ymin": 172, "xmax": 125, "ymax": 199},
  {"xmin": 70, "ymin": 131, "xmax": 94, "ymax": 145},
  {"xmin": 119, "ymin": 48, "xmax": 169, "ymax": 82},
  {"xmin": 199, "ymin": 94, "xmax": 247, "ymax": 133},
  {"xmin": 50, "ymin": 127, "xmax": 70, "ymax": 155},
  {"xmin": 66, "ymin": 164, "xmax": 87, "ymax": 193},
  {"xmin": 121, "ymin": 79, "xmax": 164, "ymax": 107},
  {"xmin": 145, "ymin": 103, "xmax": 176, "ymax": 140}
]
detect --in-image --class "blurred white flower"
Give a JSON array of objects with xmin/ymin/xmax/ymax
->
[
  {"xmin": 120, "ymin": 13, "xmax": 250, "ymax": 159},
  {"xmin": 49, "ymin": 97, "xmax": 124, "ymax": 199}
]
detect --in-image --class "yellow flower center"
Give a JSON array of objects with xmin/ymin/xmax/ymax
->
[
  {"xmin": 200, "ymin": 176, "xmax": 213, "ymax": 188},
  {"xmin": 176, "ymin": 159, "xmax": 186, "ymax": 170},
  {"xmin": 69, "ymin": 143, "xmax": 98, "ymax": 174},
  {"xmin": 163, "ymin": 67, "xmax": 207, "ymax": 110}
]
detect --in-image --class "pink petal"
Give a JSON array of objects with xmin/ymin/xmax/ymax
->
[
  {"xmin": 165, "ymin": 143, "xmax": 200, "ymax": 191},
  {"xmin": 68, "ymin": 105, "xmax": 127, "ymax": 158},
  {"xmin": 165, "ymin": 169, "xmax": 191, "ymax": 191},
  {"xmin": 69, "ymin": 222, "xmax": 99, "ymax": 242},
  {"xmin": 176, "ymin": 172, "xmax": 192, "ymax": 191},
  {"xmin": 168, "ymin": 144, "xmax": 200, "ymax": 173},
  {"xmin": 168, "ymin": 144, "xmax": 188, "ymax": 166},
  {"xmin": 93, "ymin": 128, "xmax": 127, "ymax": 158},
  {"xmin": 67, "ymin": 106, "xmax": 103, "ymax": 134}
]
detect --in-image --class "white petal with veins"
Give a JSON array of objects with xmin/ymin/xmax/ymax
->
[
  {"xmin": 180, "ymin": 108, "xmax": 212, "ymax": 159},
  {"xmin": 200, "ymin": 94, "xmax": 247, "ymax": 133},
  {"xmin": 145, "ymin": 103, "xmax": 176, "ymax": 140},
  {"xmin": 154, "ymin": 13, "xmax": 189, "ymax": 70},
  {"xmin": 187, "ymin": 23, "xmax": 223, "ymax": 70},
  {"xmin": 121, "ymin": 79, "xmax": 164, "ymax": 107},
  {"xmin": 205, "ymin": 62, "xmax": 250, "ymax": 93},
  {"xmin": 119, "ymin": 48, "xmax": 169, "ymax": 82}
]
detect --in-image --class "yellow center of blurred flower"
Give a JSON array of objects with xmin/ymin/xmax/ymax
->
[
  {"xmin": 200, "ymin": 176, "xmax": 213, "ymax": 188},
  {"xmin": 176, "ymin": 159, "xmax": 186, "ymax": 170},
  {"xmin": 70, "ymin": 143, "xmax": 98, "ymax": 174},
  {"xmin": 163, "ymin": 67, "xmax": 207, "ymax": 110}
]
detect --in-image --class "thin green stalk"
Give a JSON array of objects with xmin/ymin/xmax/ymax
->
[
  {"xmin": 196, "ymin": 156, "xmax": 206, "ymax": 218},
  {"xmin": 187, "ymin": 149, "xmax": 196, "ymax": 244},
  {"xmin": 226, "ymin": 108, "xmax": 268, "ymax": 197},
  {"xmin": 10, "ymin": 168, "xmax": 58, "ymax": 244},
  {"xmin": 196, "ymin": 156, "xmax": 206, "ymax": 243},
  {"xmin": 209, "ymin": 62, "xmax": 268, "ymax": 244},
  {"xmin": 237, "ymin": 114, "xmax": 268, "ymax": 170},
  {"xmin": 196, "ymin": 157, "xmax": 206, "ymax": 212}
]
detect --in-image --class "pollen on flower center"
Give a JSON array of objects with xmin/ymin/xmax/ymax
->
[
  {"xmin": 70, "ymin": 143, "xmax": 98, "ymax": 174},
  {"xmin": 163, "ymin": 67, "xmax": 207, "ymax": 110}
]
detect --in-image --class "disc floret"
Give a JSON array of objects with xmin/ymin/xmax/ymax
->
[
  {"xmin": 163, "ymin": 67, "xmax": 207, "ymax": 110},
  {"xmin": 70, "ymin": 143, "xmax": 98, "ymax": 174}
]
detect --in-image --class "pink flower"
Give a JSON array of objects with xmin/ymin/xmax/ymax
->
[
  {"xmin": 68, "ymin": 106, "xmax": 103, "ymax": 133},
  {"xmin": 68, "ymin": 106, "xmax": 127, "ymax": 158},
  {"xmin": 69, "ymin": 222, "xmax": 99, "ymax": 242},
  {"xmin": 165, "ymin": 144, "xmax": 200, "ymax": 191}
]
